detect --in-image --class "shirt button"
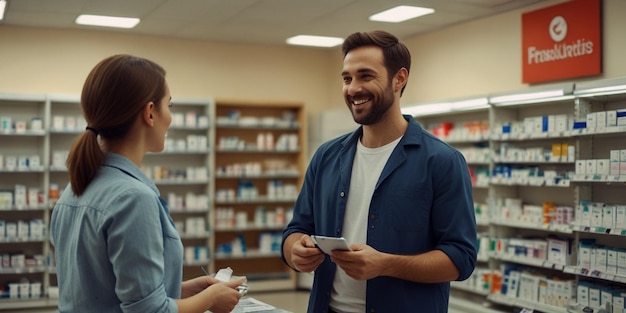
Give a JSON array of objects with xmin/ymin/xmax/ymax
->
[
  {"xmin": 340, "ymin": 191, "xmax": 345, "ymax": 197},
  {"xmin": 370, "ymin": 214, "xmax": 375, "ymax": 219}
]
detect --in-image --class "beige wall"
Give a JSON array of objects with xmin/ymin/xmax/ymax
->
[
  {"xmin": 1, "ymin": 0, "xmax": 625, "ymax": 118},
  {"xmin": 398, "ymin": 0, "xmax": 626, "ymax": 105},
  {"xmin": 0, "ymin": 26, "xmax": 336, "ymax": 118}
]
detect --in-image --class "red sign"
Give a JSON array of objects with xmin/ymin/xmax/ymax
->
[{"xmin": 522, "ymin": 0, "xmax": 602, "ymax": 84}]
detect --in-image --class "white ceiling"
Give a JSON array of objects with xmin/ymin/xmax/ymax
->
[{"xmin": 1, "ymin": 0, "xmax": 549, "ymax": 46}]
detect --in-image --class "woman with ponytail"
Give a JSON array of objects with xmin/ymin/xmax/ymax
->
[{"xmin": 51, "ymin": 54, "xmax": 245, "ymax": 313}]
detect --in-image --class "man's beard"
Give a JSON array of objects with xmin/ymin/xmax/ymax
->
[{"xmin": 349, "ymin": 84, "xmax": 395, "ymax": 125}]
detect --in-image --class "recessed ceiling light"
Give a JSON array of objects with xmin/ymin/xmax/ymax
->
[
  {"xmin": 0, "ymin": 0, "xmax": 7, "ymax": 21},
  {"xmin": 286, "ymin": 35, "xmax": 344, "ymax": 48},
  {"xmin": 369, "ymin": 5, "xmax": 435, "ymax": 23},
  {"xmin": 75, "ymin": 14, "xmax": 140, "ymax": 29}
]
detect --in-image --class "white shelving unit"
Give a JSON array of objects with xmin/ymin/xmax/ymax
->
[
  {"xmin": 0, "ymin": 93, "xmax": 51, "ymax": 310},
  {"xmin": 0, "ymin": 93, "xmax": 214, "ymax": 310},
  {"xmin": 412, "ymin": 76, "xmax": 626, "ymax": 313}
]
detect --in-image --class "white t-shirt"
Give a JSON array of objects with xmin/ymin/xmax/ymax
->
[{"xmin": 329, "ymin": 136, "xmax": 401, "ymax": 313}]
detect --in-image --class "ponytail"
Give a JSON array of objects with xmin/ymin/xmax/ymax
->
[{"xmin": 66, "ymin": 129, "xmax": 105, "ymax": 196}]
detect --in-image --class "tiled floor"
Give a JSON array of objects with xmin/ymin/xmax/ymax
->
[{"xmin": 8, "ymin": 290, "xmax": 311, "ymax": 313}]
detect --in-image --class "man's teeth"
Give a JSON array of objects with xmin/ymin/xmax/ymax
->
[{"xmin": 353, "ymin": 99, "xmax": 369, "ymax": 105}]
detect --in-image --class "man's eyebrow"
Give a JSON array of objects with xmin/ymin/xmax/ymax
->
[{"xmin": 341, "ymin": 68, "xmax": 376, "ymax": 76}]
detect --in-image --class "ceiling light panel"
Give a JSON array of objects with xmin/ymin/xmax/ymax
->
[
  {"xmin": 369, "ymin": 5, "xmax": 435, "ymax": 23},
  {"xmin": 75, "ymin": 14, "xmax": 140, "ymax": 29},
  {"xmin": 286, "ymin": 35, "xmax": 343, "ymax": 48},
  {"xmin": 0, "ymin": 0, "xmax": 6, "ymax": 20}
]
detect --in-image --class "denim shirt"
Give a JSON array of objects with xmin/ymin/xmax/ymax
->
[
  {"xmin": 51, "ymin": 153, "xmax": 183, "ymax": 313},
  {"xmin": 282, "ymin": 116, "xmax": 477, "ymax": 313}
]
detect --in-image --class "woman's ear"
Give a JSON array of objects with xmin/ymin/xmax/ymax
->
[{"xmin": 142, "ymin": 101, "xmax": 155, "ymax": 126}]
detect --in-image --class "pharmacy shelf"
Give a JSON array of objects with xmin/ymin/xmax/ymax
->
[
  {"xmin": 212, "ymin": 99, "xmax": 306, "ymax": 292},
  {"xmin": 411, "ymin": 77, "xmax": 626, "ymax": 313}
]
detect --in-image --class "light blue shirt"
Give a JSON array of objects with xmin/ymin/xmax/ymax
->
[
  {"xmin": 51, "ymin": 153, "xmax": 183, "ymax": 313},
  {"xmin": 282, "ymin": 115, "xmax": 477, "ymax": 313}
]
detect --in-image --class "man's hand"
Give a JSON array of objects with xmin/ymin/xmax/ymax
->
[
  {"xmin": 330, "ymin": 244, "xmax": 386, "ymax": 280},
  {"xmin": 286, "ymin": 234, "xmax": 325, "ymax": 272}
]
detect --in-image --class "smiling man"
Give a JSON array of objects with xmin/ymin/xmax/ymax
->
[{"xmin": 281, "ymin": 30, "xmax": 478, "ymax": 313}]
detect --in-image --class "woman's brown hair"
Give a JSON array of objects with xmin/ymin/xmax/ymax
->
[{"xmin": 66, "ymin": 54, "xmax": 167, "ymax": 196}]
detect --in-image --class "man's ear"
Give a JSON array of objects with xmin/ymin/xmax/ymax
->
[
  {"xmin": 394, "ymin": 68, "xmax": 409, "ymax": 93},
  {"xmin": 142, "ymin": 101, "xmax": 155, "ymax": 126}
]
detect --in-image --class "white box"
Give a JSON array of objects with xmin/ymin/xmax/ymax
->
[
  {"xmin": 30, "ymin": 117, "xmax": 43, "ymax": 131},
  {"xmin": 538, "ymin": 279, "xmax": 548, "ymax": 304},
  {"xmin": 186, "ymin": 135, "xmax": 198, "ymax": 151},
  {"xmin": 576, "ymin": 160, "xmax": 587, "ymax": 175},
  {"xmin": 603, "ymin": 205, "xmax": 616, "ymax": 229},
  {"xmin": 29, "ymin": 155, "xmax": 41, "ymax": 169},
  {"xmin": 616, "ymin": 205, "xmax": 626, "ymax": 229},
  {"xmin": 17, "ymin": 220, "xmax": 29, "ymax": 239},
  {"xmin": 18, "ymin": 282, "xmax": 29, "ymax": 298},
  {"xmin": 17, "ymin": 156, "xmax": 28, "ymax": 170},
  {"xmin": 6, "ymin": 222, "xmax": 17, "ymax": 238},
  {"xmin": 523, "ymin": 117, "xmax": 535, "ymax": 135},
  {"xmin": 1, "ymin": 117, "xmax": 12, "ymax": 132},
  {"xmin": 607, "ymin": 110, "xmax": 617, "ymax": 127},
  {"xmin": 579, "ymin": 242, "xmax": 593, "ymax": 267},
  {"xmin": 595, "ymin": 247, "xmax": 608, "ymax": 272},
  {"xmin": 586, "ymin": 159, "xmax": 597, "ymax": 175},
  {"xmin": 618, "ymin": 249, "xmax": 626, "ymax": 276},
  {"xmin": 547, "ymin": 237, "xmax": 570, "ymax": 265},
  {"xmin": 579, "ymin": 201, "xmax": 592, "ymax": 226},
  {"xmin": 555, "ymin": 115, "xmax": 569, "ymax": 132},
  {"xmin": 601, "ymin": 289, "xmax": 613, "ymax": 311},
  {"xmin": 586, "ymin": 112, "xmax": 597, "ymax": 130},
  {"xmin": 607, "ymin": 248, "xmax": 618, "ymax": 274},
  {"xmin": 52, "ymin": 115, "xmax": 64, "ymax": 130},
  {"xmin": 198, "ymin": 115, "xmax": 209, "ymax": 128},
  {"xmin": 611, "ymin": 161, "xmax": 621, "ymax": 175},
  {"xmin": 591, "ymin": 203, "xmax": 604, "ymax": 227},
  {"xmin": 15, "ymin": 121, "xmax": 27, "ymax": 133},
  {"xmin": 611, "ymin": 150, "xmax": 621, "ymax": 162},
  {"xmin": 596, "ymin": 111, "xmax": 607, "ymax": 130},
  {"xmin": 28, "ymin": 189, "xmax": 39, "ymax": 207},
  {"xmin": 29, "ymin": 220, "xmax": 43, "ymax": 239},
  {"xmin": 589, "ymin": 286, "xmax": 601, "ymax": 308},
  {"xmin": 597, "ymin": 159, "xmax": 610, "ymax": 175},
  {"xmin": 507, "ymin": 270, "xmax": 521, "ymax": 298},
  {"xmin": 30, "ymin": 282, "xmax": 41, "ymax": 299},
  {"xmin": 197, "ymin": 136, "xmax": 208, "ymax": 150},
  {"xmin": 568, "ymin": 145, "xmax": 576, "ymax": 162},
  {"xmin": 185, "ymin": 111, "xmax": 197, "ymax": 127},
  {"xmin": 578, "ymin": 283, "xmax": 590, "ymax": 307},
  {"xmin": 14, "ymin": 185, "xmax": 27, "ymax": 209},
  {"xmin": 8, "ymin": 283, "xmax": 19, "ymax": 299},
  {"xmin": 613, "ymin": 291, "xmax": 625, "ymax": 313}
]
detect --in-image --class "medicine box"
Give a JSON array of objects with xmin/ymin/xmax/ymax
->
[
  {"xmin": 586, "ymin": 159, "xmax": 597, "ymax": 175},
  {"xmin": 586, "ymin": 112, "xmax": 597, "ymax": 130},
  {"xmin": 576, "ymin": 160, "xmax": 587, "ymax": 175},
  {"xmin": 596, "ymin": 111, "xmax": 607, "ymax": 130},
  {"xmin": 597, "ymin": 159, "xmax": 610, "ymax": 175},
  {"xmin": 607, "ymin": 110, "xmax": 617, "ymax": 127}
]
